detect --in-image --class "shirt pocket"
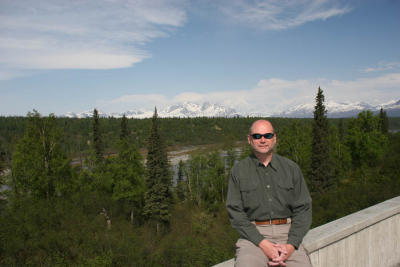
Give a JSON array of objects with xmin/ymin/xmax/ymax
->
[
  {"xmin": 240, "ymin": 182, "xmax": 260, "ymax": 211},
  {"xmin": 276, "ymin": 179, "xmax": 294, "ymax": 206}
]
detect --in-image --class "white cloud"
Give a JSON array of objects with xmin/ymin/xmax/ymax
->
[
  {"xmin": 0, "ymin": 0, "xmax": 187, "ymax": 79},
  {"xmin": 3, "ymin": 50, "xmax": 146, "ymax": 70},
  {"xmin": 220, "ymin": 0, "xmax": 351, "ymax": 30},
  {"xmin": 102, "ymin": 73, "xmax": 400, "ymax": 114}
]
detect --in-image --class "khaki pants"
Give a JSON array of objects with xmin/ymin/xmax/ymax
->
[{"xmin": 235, "ymin": 223, "xmax": 312, "ymax": 267}]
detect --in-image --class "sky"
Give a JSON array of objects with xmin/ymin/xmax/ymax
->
[{"xmin": 0, "ymin": 0, "xmax": 399, "ymax": 116}]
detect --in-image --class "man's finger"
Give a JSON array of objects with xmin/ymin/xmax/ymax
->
[
  {"xmin": 268, "ymin": 260, "xmax": 281, "ymax": 266},
  {"xmin": 268, "ymin": 260, "xmax": 286, "ymax": 266},
  {"xmin": 273, "ymin": 244, "xmax": 288, "ymax": 255}
]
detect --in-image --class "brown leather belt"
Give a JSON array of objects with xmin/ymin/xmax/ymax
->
[{"xmin": 255, "ymin": 219, "xmax": 288, "ymax": 225}]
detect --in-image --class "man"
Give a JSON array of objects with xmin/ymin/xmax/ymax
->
[{"xmin": 226, "ymin": 120, "xmax": 312, "ymax": 267}]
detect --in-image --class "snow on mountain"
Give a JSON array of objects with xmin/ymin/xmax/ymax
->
[
  {"xmin": 274, "ymin": 100, "xmax": 399, "ymax": 118},
  {"xmin": 64, "ymin": 102, "xmax": 240, "ymax": 119},
  {"xmin": 65, "ymin": 110, "xmax": 109, "ymax": 118},
  {"xmin": 159, "ymin": 102, "xmax": 239, "ymax": 117},
  {"xmin": 64, "ymin": 99, "xmax": 400, "ymax": 119},
  {"xmin": 382, "ymin": 99, "xmax": 400, "ymax": 116}
]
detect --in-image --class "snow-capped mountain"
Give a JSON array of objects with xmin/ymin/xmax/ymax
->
[
  {"xmin": 159, "ymin": 102, "xmax": 239, "ymax": 117},
  {"xmin": 65, "ymin": 110, "xmax": 109, "ymax": 118},
  {"xmin": 64, "ymin": 99, "xmax": 400, "ymax": 118},
  {"xmin": 64, "ymin": 102, "xmax": 240, "ymax": 119},
  {"xmin": 275, "ymin": 100, "xmax": 400, "ymax": 118}
]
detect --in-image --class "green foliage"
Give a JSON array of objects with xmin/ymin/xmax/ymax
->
[
  {"xmin": 329, "ymin": 124, "xmax": 352, "ymax": 181},
  {"xmin": 92, "ymin": 109, "xmax": 104, "ymax": 165},
  {"xmin": 312, "ymin": 111, "xmax": 395, "ymax": 228},
  {"xmin": 176, "ymin": 160, "xmax": 186, "ymax": 201},
  {"xmin": 109, "ymin": 138, "xmax": 145, "ymax": 224},
  {"xmin": 144, "ymin": 108, "xmax": 173, "ymax": 228},
  {"xmin": 378, "ymin": 108, "xmax": 389, "ymax": 134},
  {"xmin": 1, "ymin": 109, "xmax": 400, "ymax": 266},
  {"xmin": 310, "ymin": 87, "xmax": 335, "ymax": 194},
  {"xmin": 0, "ymin": 147, "xmax": 5, "ymax": 174},
  {"xmin": 345, "ymin": 111, "xmax": 388, "ymax": 169},
  {"xmin": 277, "ymin": 120, "xmax": 312, "ymax": 176},
  {"xmin": 11, "ymin": 110, "xmax": 72, "ymax": 200},
  {"xmin": 184, "ymin": 151, "xmax": 227, "ymax": 211},
  {"xmin": 146, "ymin": 203, "xmax": 238, "ymax": 267},
  {"xmin": 120, "ymin": 114, "xmax": 129, "ymax": 140}
]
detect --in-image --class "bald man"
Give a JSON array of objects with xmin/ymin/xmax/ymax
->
[{"xmin": 226, "ymin": 120, "xmax": 312, "ymax": 267}]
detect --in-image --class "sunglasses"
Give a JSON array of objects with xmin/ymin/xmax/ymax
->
[{"xmin": 251, "ymin": 133, "xmax": 275, "ymax": 139}]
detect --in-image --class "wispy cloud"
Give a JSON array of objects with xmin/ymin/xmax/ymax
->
[
  {"xmin": 220, "ymin": 0, "xmax": 351, "ymax": 30},
  {"xmin": 102, "ymin": 73, "xmax": 400, "ymax": 114},
  {"xmin": 0, "ymin": 0, "xmax": 187, "ymax": 79},
  {"xmin": 363, "ymin": 62, "xmax": 400, "ymax": 73}
]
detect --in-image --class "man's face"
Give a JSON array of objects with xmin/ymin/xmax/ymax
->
[{"xmin": 247, "ymin": 121, "xmax": 276, "ymax": 155}]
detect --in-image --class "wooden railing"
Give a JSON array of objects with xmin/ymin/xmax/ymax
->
[{"xmin": 213, "ymin": 196, "xmax": 400, "ymax": 267}]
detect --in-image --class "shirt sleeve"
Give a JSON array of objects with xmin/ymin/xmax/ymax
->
[
  {"xmin": 226, "ymin": 169, "xmax": 265, "ymax": 246},
  {"xmin": 287, "ymin": 164, "xmax": 312, "ymax": 249}
]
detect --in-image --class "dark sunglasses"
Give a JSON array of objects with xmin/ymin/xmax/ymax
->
[{"xmin": 251, "ymin": 133, "xmax": 275, "ymax": 139}]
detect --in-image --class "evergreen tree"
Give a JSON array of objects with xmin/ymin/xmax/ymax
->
[
  {"xmin": 310, "ymin": 87, "xmax": 334, "ymax": 194},
  {"xmin": 378, "ymin": 108, "xmax": 389, "ymax": 134},
  {"xmin": 111, "ymin": 116, "xmax": 145, "ymax": 224},
  {"xmin": 120, "ymin": 114, "xmax": 129, "ymax": 140},
  {"xmin": 92, "ymin": 109, "xmax": 103, "ymax": 164},
  {"xmin": 0, "ymin": 141, "xmax": 5, "ymax": 174},
  {"xmin": 107, "ymin": 139, "xmax": 145, "ymax": 224},
  {"xmin": 338, "ymin": 119, "xmax": 345, "ymax": 141},
  {"xmin": 143, "ymin": 108, "xmax": 172, "ymax": 231}
]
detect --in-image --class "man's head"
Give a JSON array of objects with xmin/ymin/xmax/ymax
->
[{"xmin": 247, "ymin": 120, "xmax": 276, "ymax": 156}]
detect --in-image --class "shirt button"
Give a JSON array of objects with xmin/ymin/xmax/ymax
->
[
  {"xmin": 268, "ymin": 198, "xmax": 272, "ymax": 202},
  {"xmin": 266, "ymin": 185, "xmax": 270, "ymax": 189}
]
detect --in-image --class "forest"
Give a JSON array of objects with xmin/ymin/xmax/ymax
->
[{"xmin": 1, "ymin": 92, "xmax": 400, "ymax": 266}]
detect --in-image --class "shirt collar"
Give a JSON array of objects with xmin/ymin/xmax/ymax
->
[{"xmin": 250, "ymin": 153, "xmax": 278, "ymax": 172}]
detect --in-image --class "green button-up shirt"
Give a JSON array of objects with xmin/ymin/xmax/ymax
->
[{"xmin": 226, "ymin": 153, "xmax": 312, "ymax": 249}]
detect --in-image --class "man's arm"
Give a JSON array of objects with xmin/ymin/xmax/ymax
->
[{"xmin": 287, "ymin": 164, "xmax": 312, "ymax": 249}]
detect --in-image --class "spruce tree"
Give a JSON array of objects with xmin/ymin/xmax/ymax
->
[
  {"xmin": 111, "ymin": 119, "xmax": 145, "ymax": 225},
  {"xmin": 120, "ymin": 114, "xmax": 129, "ymax": 140},
  {"xmin": 378, "ymin": 108, "xmax": 389, "ymax": 134},
  {"xmin": 92, "ymin": 109, "xmax": 103, "ymax": 164},
  {"xmin": 143, "ymin": 108, "xmax": 172, "ymax": 231},
  {"xmin": 0, "ymin": 142, "xmax": 5, "ymax": 175},
  {"xmin": 310, "ymin": 87, "xmax": 334, "ymax": 194},
  {"xmin": 338, "ymin": 119, "xmax": 345, "ymax": 141}
]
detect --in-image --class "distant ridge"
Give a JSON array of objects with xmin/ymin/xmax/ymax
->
[
  {"xmin": 64, "ymin": 99, "xmax": 400, "ymax": 118},
  {"xmin": 276, "ymin": 100, "xmax": 400, "ymax": 118}
]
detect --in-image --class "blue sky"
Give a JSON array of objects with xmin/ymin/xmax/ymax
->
[{"xmin": 1, "ymin": 0, "xmax": 399, "ymax": 116}]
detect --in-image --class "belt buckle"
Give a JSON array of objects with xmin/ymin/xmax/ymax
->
[{"xmin": 269, "ymin": 219, "xmax": 272, "ymax": 225}]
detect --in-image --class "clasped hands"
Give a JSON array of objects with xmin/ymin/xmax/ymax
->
[{"xmin": 258, "ymin": 239, "xmax": 295, "ymax": 266}]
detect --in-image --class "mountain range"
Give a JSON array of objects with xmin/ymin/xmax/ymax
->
[{"xmin": 64, "ymin": 99, "xmax": 400, "ymax": 119}]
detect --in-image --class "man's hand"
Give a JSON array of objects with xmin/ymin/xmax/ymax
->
[
  {"xmin": 258, "ymin": 240, "xmax": 295, "ymax": 266},
  {"xmin": 258, "ymin": 240, "xmax": 288, "ymax": 266},
  {"xmin": 258, "ymin": 239, "xmax": 280, "ymax": 262},
  {"xmin": 272, "ymin": 244, "xmax": 295, "ymax": 265}
]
